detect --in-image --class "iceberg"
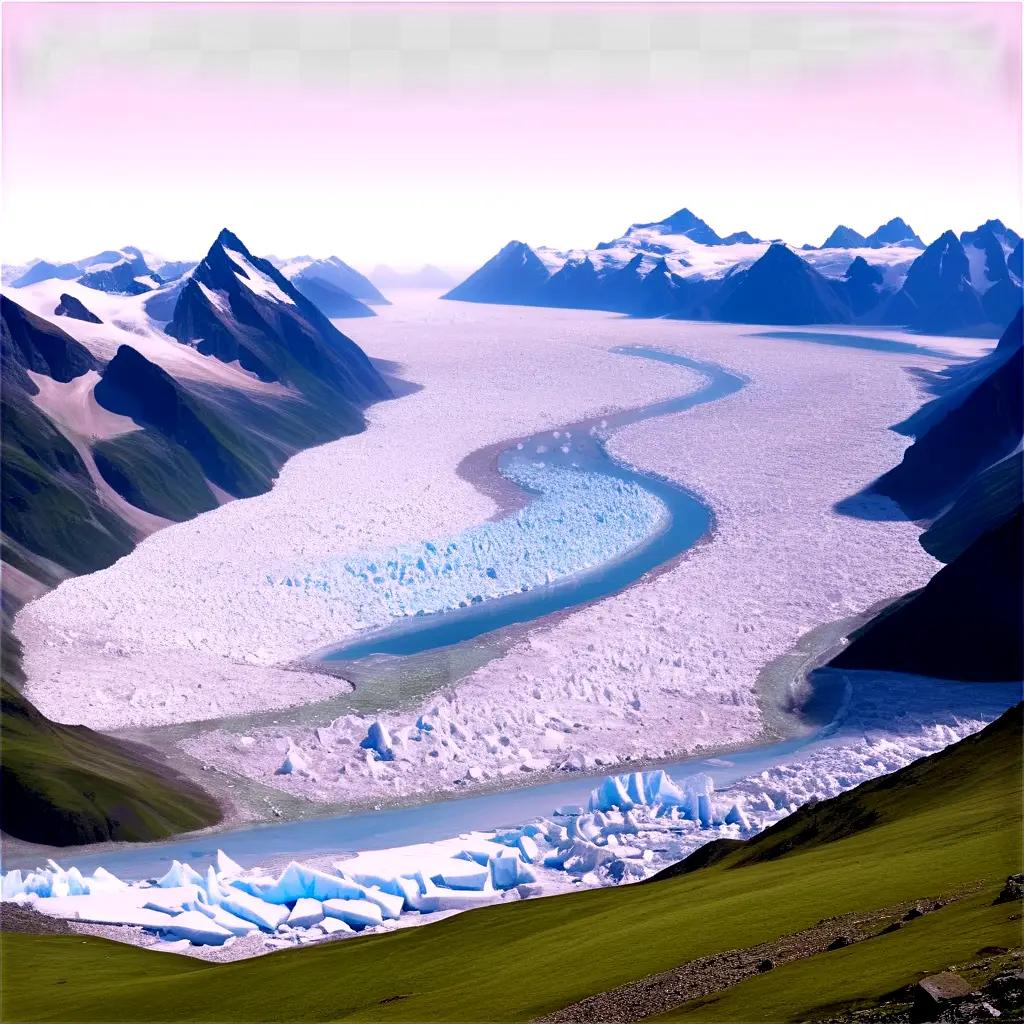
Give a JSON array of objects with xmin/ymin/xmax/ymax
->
[
  {"xmin": 322, "ymin": 898, "xmax": 383, "ymax": 930},
  {"xmin": 155, "ymin": 860, "xmax": 204, "ymax": 889},
  {"xmin": 161, "ymin": 910, "xmax": 234, "ymax": 946},
  {"xmin": 286, "ymin": 898, "xmax": 325, "ymax": 929},
  {"xmin": 217, "ymin": 888, "xmax": 289, "ymax": 931},
  {"xmin": 360, "ymin": 721, "xmax": 395, "ymax": 762}
]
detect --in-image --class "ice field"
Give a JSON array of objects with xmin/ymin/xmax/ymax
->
[{"xmin": 14, "ymin": 295, "xmax": 994, "ymax": 809}]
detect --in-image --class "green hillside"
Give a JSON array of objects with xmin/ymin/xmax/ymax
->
[
  {"xmin": 2, "ymin": 705, "xmax": 1019, "ymax": 1023},
  {"xmin": 1, "ymin": 673, "xmax": 221, "ymax": 846}
]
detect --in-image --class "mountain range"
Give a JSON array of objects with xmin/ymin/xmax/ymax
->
[
  {"xmin": 444, "ymin": 209, "xmax": 1021, "ymax": 335},
  {"xmin": 0, "ymin": 228, "xmax": 391, "ymax": 620},
  {"xmin": 6, "ymin": 246, "xmax": 389, "ymax": 320}
]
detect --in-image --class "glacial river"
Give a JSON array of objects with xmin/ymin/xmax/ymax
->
[{"xmin": 3, "ymin": 346, "xmax": 850, "ymax": 877}]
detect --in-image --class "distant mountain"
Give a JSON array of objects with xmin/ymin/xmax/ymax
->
[
  {"xmin": 275, "ymin": 255, "xmax": 389, "ymax": 306},
  {"xmin": 2, "ymin": 237, "xmax": 394, "ymax": 613},
  {"xmin": 12, "ymin": 260, "xmax": 82, "ymax": 288},
  {"xmin": 78, "ymin": 247, "xmax": 162, "ymax": 296},
  {"xmin": 863, "ymin": 217, "xmax": 925, "ymax": 249},
  {"xmin": 711, "ymin": 244, "xmax": 853, "ymax": 325},
  {"xmin": 542, "ymin": 257, "xmax": 604, "ymax": 310},
  {"xmin": 833, "ymin": 256, "xmax": 887, "ymax": 316},
  {"xmin": 370, "ymin": 265, "xmax": 456, "ymax": 290},
  {"xmin": 614, "ymin": 207, "xmax": 725, "ymax": 247},
  {"xmin": 882, "ymin": 231, "xmax": 986, "ymax": 334},
  {"xmin": 443, "ymin": 241, "xmax": 552, "ymax": 305},
  {"xmin": 720, "ymin": 231, "xmax": 760, "ymax": 245},
  {"xmin": 54, "ymin": 293, "xmax": 102, "ymax": 324},
  {"xmin": 166, "ymin": 229, "xmax": 389, "ymax": 403},
  {"xmin": 444, "ymin": 208, "xmax": 1017, "ymax": 334},
  {"xmin": 287, "ymin": 275, "xmax": 375, "ymax": 318},
  {"xmin": 820, "ymin": 225, "xmax": 868, "ymax": 249}
]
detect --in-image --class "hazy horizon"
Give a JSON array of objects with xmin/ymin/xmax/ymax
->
[{"xmin": 3, "ymin": 2, "xmax": 1021, "ymax": 268}]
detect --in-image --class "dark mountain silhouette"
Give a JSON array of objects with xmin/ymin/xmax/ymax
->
[
  {"xmin": 833, "ymin": 256, "xmax": 886, "ymax": 316},
  {"xmin": 711, "ymin": 244, "xmax": 853, "ymax": 325},
  {"xmin": 882, "ymin": 231, "xmax": 985, "ymax": 333},
  {"xmin": 831, "ymin": 509, "xmax": 1022, "ymax": 681},
  {"xmin": 443, "ymin": 241, "xmax": 551, "ymax": 304},
  {"xmin": 94, "ymin": 345, "xmax": 279, "ymax": 500},
  {"xmin": 871, "ymin": 309, "xmax": 1021, "ymax": 518},
  {"xmin": 54, "ymin": 293, "xmax": 102, "ymax": 324}
]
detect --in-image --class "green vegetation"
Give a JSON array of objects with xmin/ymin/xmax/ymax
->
[
  {"xmin": 1, "ymin": 397, "xmax": 136, "ymax": 582},
  {"xmin": 0, "ymin": 678, "xmax": 221, "ymax": 846},
  {"xmin": 94, "ymin": 431, "xmax": 219, "ymax": 521},
  {"xmin": 656, "ymin": 896, "xmax": 1019, "ymax": 1021},
  {"xmin": 2, "ymin": 706, "xmax": 1019, "ymax": 1023}
]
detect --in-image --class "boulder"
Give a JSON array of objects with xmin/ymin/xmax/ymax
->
[{"xmin": 911, "ymin": 972, "xmax": 974, "ymax": 1022}]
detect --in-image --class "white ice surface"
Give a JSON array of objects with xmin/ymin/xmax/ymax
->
[{"xmin": 15, "ymin": 298, "xmax": 991, "ymax": 801}]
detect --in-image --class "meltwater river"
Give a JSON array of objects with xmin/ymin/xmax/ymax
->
[{"xmin": 4, "ymin": 346, "xmax": 852, "ymax": 878}]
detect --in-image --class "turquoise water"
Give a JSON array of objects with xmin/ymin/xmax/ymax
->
[
  {"xmin": 750, "ymin": 330, "xmax": 961, "ymax": 359},
  {"xmin": 323, "ymin": 347, "xmax": 746, "ymax": 660}
]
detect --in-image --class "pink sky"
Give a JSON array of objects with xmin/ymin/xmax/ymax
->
[{"xmin": 3, "ymin": 3, "xmax": 1021, "ymax": 267}]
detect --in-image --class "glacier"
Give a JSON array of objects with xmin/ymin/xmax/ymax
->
[{"xmin": 267, "ymin": 457, "xmax": 668, "ymax": 629}]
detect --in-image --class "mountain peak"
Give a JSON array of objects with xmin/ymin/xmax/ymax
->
[
  {"xmin": 214, "ymin": 228, "xmax": 248, "ymax": 254},
  {"xmin": 821, "ymin": 225, "xmax": 868, "ymax": 249},
  {"xmin": 865, "ymin": 218, "xmax": 925, "ymax": 249}
]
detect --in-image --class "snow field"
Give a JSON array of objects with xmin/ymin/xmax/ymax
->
[
  {"xmin": 17, "ymin": 299, "xmax": 695, "ymax": 728},
  {"xmin": 178, "ymin": 313, "xmax": 990, "ymax": 804}
]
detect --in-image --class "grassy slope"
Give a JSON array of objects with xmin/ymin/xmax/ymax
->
[
  {"xmin": 1, "ymin": 677, "xmax": 221, "ymax": 846},
  {"xmin": 93, "ymin": 430, "xmax": 219, "ymax": 521},
  {"xmin": 2, "ymin": 707, "xmax": 1019, "ymax": 1023}
]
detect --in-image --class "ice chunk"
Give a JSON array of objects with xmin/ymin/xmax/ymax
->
[
  {"xmin": 34, "ymin": 893, "xmax": 173, "ymax": 928},
  {"xmin": 319, "ymin": 916, "xmax": 354, "ymax": 936},
  {"xmin": 489, "ymin": 852, "xmax": 534, "ymax": 890},
  {"xmin": 430, "ymin": 860, "xmax": 490, "ymax": 891},
  {"xmin": 1, "ymin": 870, "xmax": 24, "ymax": 900},
  {"xmin": 89, "ymin": 867, "xmax": 128, "ymax": 892},
  {"xmin": 275, "ymin": 744, "xmax": 309, "ymax": 776},
  {"xmin": 322, "ymin": 898, "xmax": 383, "ymax": 929},
  {"xmin": 253, "ymin": 862, "xmax": 365, "ymax": 904},
  {"xmin": 218, "ymin": 888, "xmax": 289, "ymax": 931},
  {"xmin": 286, "ymin": 898, "xmax": 325, "ymax": 929},
  {"xmin": 360, "ymin": 886, "xmax": 404, "ymax": 920},
  {"xmin": 208, "ymin": 904, "xmax": 260, "ymax": 936},
  {"xmin": 161, "ymin": 910, "xmax": 233, "ymax": 946},
  {"xmin": 360, "ymin": 721, "xmax": 395, "ymax": 762},
  {"xmin": 155, "ymin": 860, "xmax": 204, "ymax": 889},
  {"xmin": 517, "ymin": 835, "xmax": 540, "ymax": 863},
  {"xmin": 215, "ymin": 850, "xmax": 244, "ymax": 877},
  {"xmin": 724, "ymin": 803, "xmax": 750, "ymax": 829}
]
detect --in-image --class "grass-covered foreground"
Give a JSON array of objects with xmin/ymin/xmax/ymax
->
[{"xmin": 2, "ymin": 706, "xmax": 1020, "ymax": 1023}]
